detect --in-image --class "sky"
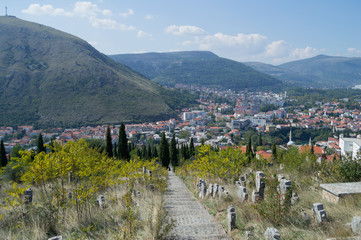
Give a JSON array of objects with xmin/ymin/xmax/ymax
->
[{"xmin": 1, "ymin": 0, "xmax": 361, "ymax": 64}]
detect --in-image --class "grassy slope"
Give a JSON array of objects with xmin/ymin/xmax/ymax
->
[{"xmin": 0, "ymin": 17, "xmax": 194, "ymax": 127}]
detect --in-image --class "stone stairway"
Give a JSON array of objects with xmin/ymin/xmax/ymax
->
[{"xmin": 164, "ymin": 171, "xmax": 231, "ymax": 240}]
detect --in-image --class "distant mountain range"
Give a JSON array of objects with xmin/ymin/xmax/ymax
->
[
  {"xmin": 109, "ymin": 51, "xmax": 283, "ymax": 91},
  {"xmin": 110, "ymin": 51, "xmax": 361, "ymax": 89},
  {"xmin": 245, "ymin": 55, "xmax": 361, "ymax": 88},
  {"xmin": 0, "ymin": 16, "xmax": 195, "ymax": 127}
]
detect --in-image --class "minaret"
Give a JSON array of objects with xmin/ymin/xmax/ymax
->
[
  {"xmin": 5, "ymin": 6, "xmax": 7, "ymax": 16},
  {"xmin": 309, "ymin": 136, "xmax": 312, "ymax": 146},
  {"xmin": 289, "ymin": 129, "xmax": 292, "ymax": 142}
]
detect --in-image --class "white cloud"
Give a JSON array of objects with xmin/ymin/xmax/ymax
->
[
  {"xmin": 73, "ymin": 1, "xmax": 111, "ymax": 17},
  {"xmin": 22, "ymin": 4, "xmax": 73, "ymax": 17},
  {"xmin": 264, "ymin": 40, "xmax": 291, "ymax": 57},
  {"xmin": 347, "ymin": 48, "xmax": 361, "ymax": 56},
  {"xmin": 165, "ymin": 25, "xmax": 207, "ymax": 36},
  {"xmin": 145, "ymin": 14, "xmax": 153, "ymax": 20},
  {"xmin": 89, "ymin": 17, "xmax": 118, "ymax": 29},
  {"xmin": 119, "ymin": 9, "xmax": 134, "ymax": 18},
  {"xmin": 137, "ymin": 30, "xmax": 152, "ymax": 38}
]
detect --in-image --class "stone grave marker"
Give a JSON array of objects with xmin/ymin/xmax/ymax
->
[
  {"xmin": 238, "ymin": 186, "xmax": 248, "ymax": 202},
  {"xmin": 213, "ymin": 183, "xmax": 219, "ymax": 198},
  {"xmin": 351, "ymin": 216, "xmax": 361, "ymax": 234},
  {"xmin": 264, "ymin": 227, "xmax": 280, "ymax": 240},
  {"xmin": 227, "ymin": 205, "xmax": 236, "ymax": 232},
  {"xmin": 24, "ymin": 188, "xmax": 33, "ymax": 204},
  {"xmin": 312, "ymin": 203, "xmax": 327, "ymax": 224},
  {"xmin": 97, "ymin": 195, "xmax": 105, "ymax": 208},
  {"xmin": 320, "ymin": 182, "xmax": 361, "ymax": 203}
]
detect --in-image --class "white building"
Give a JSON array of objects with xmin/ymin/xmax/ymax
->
[
  {"xmin": 182, "ymin": 111, "xmax": 206, "ymax": 121},
  {"xmin": 339, "ymin": 137, "xmax": 361, "ymax": 159}
]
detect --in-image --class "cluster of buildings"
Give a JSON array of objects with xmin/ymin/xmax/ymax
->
[{"xmin": 2, "ymin": 88, "xmax": 361, "ymax": 161}]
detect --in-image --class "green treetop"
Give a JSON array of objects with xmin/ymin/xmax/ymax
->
[
  {"xmin": 105, "ymin": 126, "xmax": 113, "ymax": 158},
  {"xmin": 118, "ymin": 123, "xmax": 130, "ymax": 160},
  {"xmin": 159, "ymin": 132, "xmax": 170, "ymax": 168}
]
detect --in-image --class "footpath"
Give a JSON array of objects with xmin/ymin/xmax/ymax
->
[{"xmin": 163, "ymin": 171, "xmax": 231, "ymax": 240}]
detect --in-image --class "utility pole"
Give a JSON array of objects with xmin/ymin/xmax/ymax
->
[{"xmin": 5, "ymin": 6, "xmax": 8, "ymax": 16}]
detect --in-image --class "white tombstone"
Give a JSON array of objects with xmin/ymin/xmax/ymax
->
[
  {"xmin": 238, "ymin": 186, "xmax": 248, "ymax": 202},
  {"xmin": 264, "ymin": 227, "xmax": 280, "ymax": 240},
  {"xmin": 312, "ymin": 203, "xmax": 327, "ymax": 224},
  {"xmin": 351, "ymin": 216, "xmax": 361, "ymax": 234}
]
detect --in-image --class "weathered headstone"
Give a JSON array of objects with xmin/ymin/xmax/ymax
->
[
  {"xmin": 206, "ymin": 184, "xmax": 213, "ymax": 197},
  {"xmin": 235, "ymin": 181, "xmax": 241, "ymax": 186},
  {"xmin": 291, "ymin": 192, "xmax": 299, "ymax": 204},
  {"xmin": 227, "ymin": 205, "xmax": 236, "ymax": 232},
  {"xmin": 256, "ymin": 171, "xmax": 266, "ymax": 200},
  {"xmin": 252, "ymin": 190, "xmax": 261, "ymax": 203},
  {"xmin": 245, "ymin": 230, "xmax": 253, "ymax": 239},
  {"xmin": 218, "ymin": 186, "xmax": 225, "ymax": 198},
  {"xmin": 24, "ymin": 188, "xmax": 33, "ymax": 204},
  {"xmin": 351, "ymin": 216, "xmax": 361, "ymax": 234},
  {"xmin": 136, "ymin": 191, "xmax": 141, "ymax": 199},
  {"xmin": 277, "ymin": 174, "xmax": 285, "ymax": 182},
  {"xmin": 97, "ymin": 195, "xmax": 105, "ymax": 208},
  {"xmin": 213, "ymin": 183, "xmax": 219, "ymax": 198},
  {"xmin": 147, "ymin": 184, "xmax": 155, "ymax": 191},
  {"xmin": 239, "ymin": 174, "xmax": 247, "ymax": 186},
  {"xmin": 279, "ymin": 164, "xmax": 285, "ymax": 170},
  {"xmin": 279, "ymin": 179, "xmax": 292, "ymax": 205},
  {"xmin": 238, "ymin": 186, "xmax": 248, "ymax": 202},
  {"xmin": 312, "ymin": 203, "xmax": 327, "ymax": 224},
  {"xmin": 199, "ymin": 182, "xmax": 207, "ymax": 199},
  {"xmin": 264, "ymin": 227, "xmax": 280, "ymax": 240}
]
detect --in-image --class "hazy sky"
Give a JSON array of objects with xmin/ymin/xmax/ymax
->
[{"xmin": 1, "ymin": 0, "xmax": 361, "ymax": 64}]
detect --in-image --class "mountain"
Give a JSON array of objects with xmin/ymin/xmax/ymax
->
[
  {"xmin": 244, "ymin": 62, "xmax": 316, "ymax": 86},
  {"xmin": 0, "ymin": 16, "xmax": 194, "ymax": 127},
  {"xmin": 278, "ymin": 55, "xmax": 361, "ymax": 87},
  {"xmin": 246, "ymin": 55, "xmax": 361, "ymax": 88},
  {"xmin": 109, "ymin": 51, "xmax": 283, "ymax": 91}
]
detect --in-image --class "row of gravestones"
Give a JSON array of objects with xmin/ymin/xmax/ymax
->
[
  {"xmin": 196, "ymin": 178, "xmax": 229, "ymax": 199},
  {"xmin": 236, "ymin": 171, "xmax": 298, "ymax": 205}
]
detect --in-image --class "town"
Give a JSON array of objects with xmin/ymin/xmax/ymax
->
[{"xmin": 2, "ymin": 86, "xmax": 361, "ymax": 161}]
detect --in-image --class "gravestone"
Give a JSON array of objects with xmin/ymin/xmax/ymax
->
[
  {"xmin": 252, "ymin": 190, "xmax": 261, "ymax": 203},
  {"xmin": 147, "ymin": 184, "xmax": 155, "ymax": 191},
  {"xmin": 199, "ymin": 182, "xmax": 207, "ymax": 199},
  {"xmin": 277, "ymin": 174, "xmax": 285, "ymax": 182},
  {"xmin": 68, "ymin": 192, "xmax": 72, "ymax": 199},
  {"xmin": 279, "ymin": 164, "xmax": 285, "ymax": 170},
  {"xmin": 143, "ymin": 166, "xmax": 146, "ymax": 174},
  {"xmin": 227, "ymin": 205, "xmax": 236, "ymax": 232},
  {"xmin": 312, "ymin": 203, "xmax": 327, "ymax": 224},
  {"xmin": 206, "ymin": 184, "xmax": 213, "ymax": 197},
  {"xmin": 264, "ymin": 227, "xmax": 280, "ymax": 240},
  {"xmin": 24, "ymin": 188, "xmax": 33, "ymax": 204},
  {"xmin": 97, "ymin": 195, "xmax": 105, "ymax": 208},
  {"xmin": 245, "ymin": 230, "xmax": 253, "ymax": 239},
  {"xmin": 279, "ymin": 179, "xmax": 292, "ymax": 205},
  {"xmin": 213, "ymin": 183, "xmax": 219, "ymax": 198},
  {"xmin": 239, "ymin": 174, "xmax": 247, "ymax": 186},
  {"xmin": 238, "ymin": 186, "xmax": 248, "ymax": 202},
  {"xmin": 256, "ymin": 171, "xmax": 266, "ymax": 200},
  {"xmin": 218, "ymin": 186, "xmax": 225, "ymax": 198},
  {"xmin": 351, "ymin": 216, "xmax": 361, "ymax": 234},
  {"xmin": 291, "ymin": 192, "xmax": 299, "ymax": 204}
]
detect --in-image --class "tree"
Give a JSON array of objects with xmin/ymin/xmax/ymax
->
[
  {"xmin": 311, "ymin": 143, "xmax": 314, "ymax": 155},
  {"xmin": 0, "ymin": 139, "xmax": 8, "ymax": 167},
  {"xmin": 118, "ymin": 123, "xmax": 130, "ymax": 160},
  {"xmin": 246, "ymin": 137, "xmax": 254, "ymax": 163},
  {"xmin": 105, "ymin": 126, "xmax": 113, "ymax": 158},
  {"xmin": 152, "ymin": 145, "xmax": 158, "ymax": 158},
  {"xmin": 37, "ymin": 133, "xmax": 46, "ymax": 154},
  {"xmin": 159, "ymin": 132, "xmax": 170, "ymax": 168},
  {"xmin": 170, "ymin": 134, "xmax": 178, "ymax": 168},
  {"xmin": 272, "ymin": 143, "xmax": 277, "ymax": 160},
  {"xmin": 258, "ymin": 134, "xmax": 262, "ymax": 147},
  {"xmin": 190, "ymin": 138, "xmax": 195, "ymax": 156}
]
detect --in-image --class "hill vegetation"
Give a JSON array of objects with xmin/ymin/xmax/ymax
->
[
  {"xmin": 109, "ymin": 51, "xmax": 283, "ymax": 91},
  {"xmin": 245, "ymin": 55, "xmax": 361, "ymax": 88},
  {"xmin": 0, "ymin": 16, "xmax": 196, "ymax": 127}
]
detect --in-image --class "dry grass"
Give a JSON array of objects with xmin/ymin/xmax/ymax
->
[
  {"xmin": 0, "ymin": 177, "xmax": 172, "ymax": 240},
  {"xmin": 178, "ymin": 166, "xmax": 361, "ymax": 240}
]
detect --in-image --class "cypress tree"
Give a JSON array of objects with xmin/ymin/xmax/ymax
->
[
  {"xmin": 37, "ymin": 133, "xmax": 46, "ymax": 154},
  {"xmin": 113, "ymin": 143, "xmax": 119, "ymax": 158},
  {"xmin": 272, "ymin": 143, "xmax": 277, "ymax": 160},
  {"xmin": 246, "ymin": 137, "xmax": 254, "ymax": 162},
  {"xmin": 170, "ymin": 134, "xmax": 178, "ymax": 167},
  {"xmin": 258, "ymin": 134, "xmax": 262, "ymax": 147},
  {"xmin": 118, "ymin": 123, "xmax": 130, "ymax": 160},
  {"xmin": 311, "ymin": 143, "xmax": 314, "ymax": 155},
  {"xmin": 152, "ymin": 145, "xmax": 158, "ymax": 158},
  {"xmin": 159, "ymin": 132, "xmax": 170, "ymax": 168},
  {"xmin": 189, "ymin": 138, "xmax": 195, "ymax": 157},
  {"xmin": 142, "ymin": 144, "xmax": 147, "ymax": 159},
  {"xmin": 147, "ymin": 145, "xmax": 152, "ymax": 159},
  {"xmin": 0, "ymin": 140, "xmax": 8, "ymax": 167},
  {"xmin": 105, "ymin": 126, "xmax": 113, "ymax": 158}
]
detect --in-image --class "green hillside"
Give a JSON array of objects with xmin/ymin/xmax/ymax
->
[
  {"xmin": 109, "ymin": 51, "xmax": 283, "ymax": 91},
  {"xmin": 0, "ymin": 16, "xmax": 195, "ymax": 127},
  {"xmin": 278, "ymin": 55, "xmax": 361, "ymax": 87}
]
